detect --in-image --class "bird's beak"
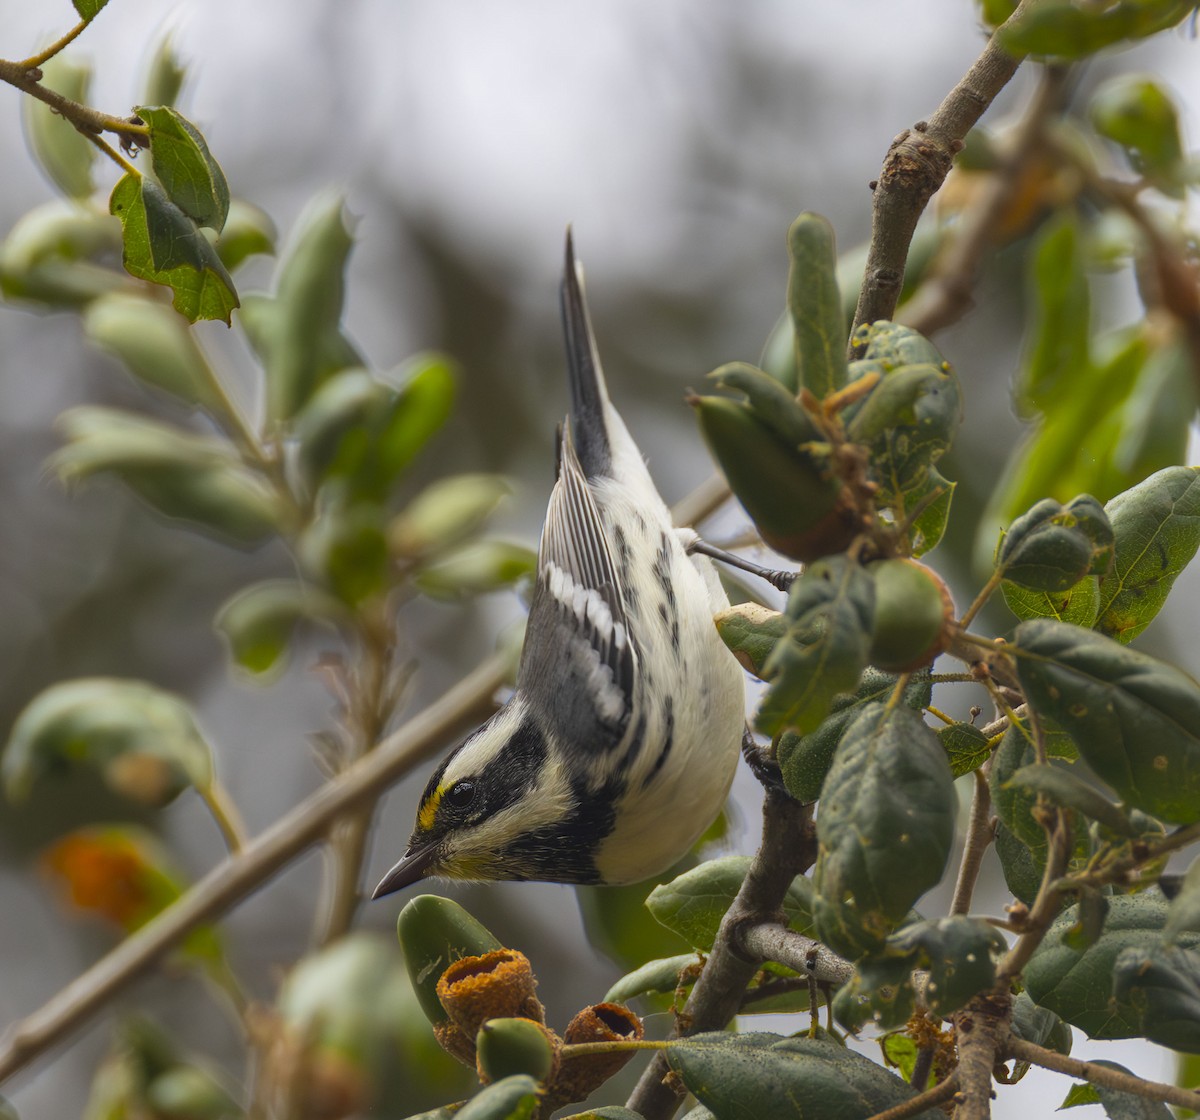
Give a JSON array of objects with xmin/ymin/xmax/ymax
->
[{"xmin": 371, "ymin": 840, "xmax": 441, "ymax": 899}]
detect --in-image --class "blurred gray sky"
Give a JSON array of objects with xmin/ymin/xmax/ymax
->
[{"xmin": 2, "ymin": 2, "xmax": 1199, "ymax": 1116}]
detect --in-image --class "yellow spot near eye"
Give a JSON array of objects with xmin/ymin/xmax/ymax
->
[
  {"xmin": 446, "ymin": 855, "xmax": 490, "ymax": 880},
  {"xmin": 419, "ymin": 787, "xmax": 444, "ymax": 831}
]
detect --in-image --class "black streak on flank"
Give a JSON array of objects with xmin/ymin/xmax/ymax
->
[
  {"xmin": 617, "ymin": 710, "xmax": 648, "ymax": 775},
  {"xmin": 614, "ymin": 525, "xmax": 631, "ymax": 569},
  {"xmin": 654, "ymin": 533, "xmax": 680, "ymax": 650},
  {"xmin": 615, "ymin": 524, "xmax": 638, "ymax": 611},
  {"xmin": 647, "ymin": 696, "xmax": 675, "ymax": 784}
]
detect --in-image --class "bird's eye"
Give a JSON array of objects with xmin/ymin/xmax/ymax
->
[{"xmin": 445, "ymin": 779, "xmax": 478, "ymax": 810}]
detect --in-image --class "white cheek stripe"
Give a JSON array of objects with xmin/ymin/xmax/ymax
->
[{"xmin": 441, "ymin": 704, "xmax": 524, "ymax": 786}]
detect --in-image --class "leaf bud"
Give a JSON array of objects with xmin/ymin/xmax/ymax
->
[{"xmin": 692, "ymin": 394, "xmax": 857, "ymax": 562}]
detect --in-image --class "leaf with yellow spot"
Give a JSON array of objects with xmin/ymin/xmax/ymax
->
[
  {"xmin": 1098, "ymin": 466, "xmax": 1200, "ymax": 644},
  {"xmin": 1014, "ymin": 620, "xmax": 1200, "ymax": 825},
  {"xmin": 812, "ymin": 703, "xmax": 957, "ymax": 959}
]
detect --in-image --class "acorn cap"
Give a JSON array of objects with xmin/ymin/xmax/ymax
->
[
  {"xmin": 432, "ymin": 1020, "xmax": 477, "ymax": 1069},
  {"xmin": 542, "ymin": 1003, "xmax": 645, "ymax": 1112},
  {"xmin": 437, "ymin": 949, "xmax": 545, "ymax": 1043}
]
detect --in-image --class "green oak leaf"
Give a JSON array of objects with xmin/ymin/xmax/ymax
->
[
  {"xmin": 137, "ymin": 106, "xmax": 230, "ymax": 231},
  {"xmin": 1025, "ymin": 894, "xmax": 1200, "ymax": 1040},
  {"xmin": 1099, "ymin": 466, "xmax": 1200, "ymax": 643},
  {"xmin": 666, "ymin": 1033, "xmax": 942, "ymax": 1120},
  {"xmin": 1013, "ymin": 619, "xmax": 1200, "ymax": 824},
  {"xmin": 757, "ymin": 556, "xmax": 875, "ymax": 737},
  {"xmin": 109, "ymin": 173, "xmax": 238, "ymax": 324},
  {"xmin": 813, "ymin": 703, "xmax": 956, "ymax": 958}
]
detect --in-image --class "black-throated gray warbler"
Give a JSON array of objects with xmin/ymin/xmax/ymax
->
[{"xmin": 372, "ymin": 234, "xmax": 746, "ymax": 895}]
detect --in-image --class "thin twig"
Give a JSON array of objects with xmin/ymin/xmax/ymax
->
[
  {"xmin": 1005, "ymin": 1037, "xmax": 1200, "ymax": 1112},
  {"xmin": 313, "ymin": 612, "xmax": 394, "ymax": 947},
  {"xmin": 1065, "ymin": 148, "xmax": 1200, "ymax": 399},
  {"xmin": 928, "ymin": 673, "xmax": 979, "ymax": 685},
  {"xmin": 866, "ymin": 1072, "xmax": 960, "ymax": 1120},
  {"xmin": 996, "ymin": 803, "xmax": 1072, "ymax": 984},
  {"xmin": 314, "ymin": 812, "xmax": 374, "ymax": 946},
  {"xmin": 849, "ymin": 1, "xmax": 1034, "ymax": 353},
  {"xmin": 902, "ymin": 65, "xmax": 1072, "ymax": 337},
  {"xmin": 908, "ymin": 1044, "xmax": 935, "ymax": 1090},
  {"xmin": 958, "ymin": 572, "xmax": 1003, "ymax": 630},
  {"xmin": 626, "ymin": 789, "xmax": 816, "ymax": 1120},
  {"xmin": 738, "ymin": 923, "xmax": 854, "ymax": 987},
  {"xmin": 0, "ymin": 58, "xmax": 147, "ymax": 142},
  {"xmin": 1070, "ymin": 819, "xmax": 1200, "ymax": 891},
  {"xmin": 560, "ymin": 1040, "xmax": 666, "ymax": 1059},
  {"xmin": 978, "ymin": 711, "xmax": 1011, "ymax": 740},
  {"xmin": 82, "ymin": 131, "xmax": 139, "ymax": 177},
  {"xmin": 737, "ymin": 974, "xmax": 811, "ymax": 1012},
  {"xmin": 950, "ymin": 769, "xmax": 995, "ymax": 916},
  {"xmin": 193, "ymin": 352, "xmax": 275, "ymax": 475},
  {"xmin": 20, "ymin": 19, "xmax": 92, "ymax": 71},
  {"xmin": 197, "ymin": 780, "xmax": 249, "ymax": 855},
  {"xmin": 670, "ymin": 471, "xmax": 731, "ymax": 530},
  {"xmin": 1020, "ymin": 684, "xmax": 1050, "ymax": 767},
  {"xmin": 0, "ymin": 652, "xmax": 508, "ymax": 1086}
]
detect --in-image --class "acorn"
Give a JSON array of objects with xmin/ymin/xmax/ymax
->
[
  {"xmin": 395, "ymin": 894, "xmax": 503, "ymax": 1027},
  {"xmin": 867, "ymin": 558, "xmax": 954, "ymax": 672},
  {"xmin": 475, "ymin": 1017, "xmax": 561, "ymax": 1085}
]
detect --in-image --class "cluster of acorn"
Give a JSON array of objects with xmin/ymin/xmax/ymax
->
[
  {"xmin": 398, "ymin": 894, "xmax": 645, "ymax": 1117},
  {"xmin": 696, "ymin": 313, "xmax": 963, "ymax": 680}
]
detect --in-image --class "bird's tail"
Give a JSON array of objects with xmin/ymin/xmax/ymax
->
[{"xmin": 560, "ymin": 230, "xmax": 613, "ymax": 480}]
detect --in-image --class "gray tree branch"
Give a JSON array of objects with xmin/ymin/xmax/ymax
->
[
  {"xmin": 625, "ymin": 788, "xmax": 816, "ymax": 1120},
  {"xmin": 1005, "ymin": 1037, "xmax": 1200, "ymax": 1112},
  {"xmin": 866, "ymin": 1072, "xmax": 961, "ymax": 1120},
  {"xmin": 901, "ymin": 65, "xmax": 1071, "ymax": 338},
  {"xmin": 738, "ymin": 923, "xmax": 854, "ymax": 987},
  {"xmin": 0, "ymin": 653, "xmax": 508, "ymax": 1086},
  {"xmin": 952, "ymin": 989, "xmax": 1010, "ymax": 1120},
  {"xmin": 849, "ymin": 3, "xmax": 1034, "ymax": 353}
]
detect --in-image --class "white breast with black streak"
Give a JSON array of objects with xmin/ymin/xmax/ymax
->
[{"xmin": 371, "ymin": 234, "xmax": 746, "ymax": 894}]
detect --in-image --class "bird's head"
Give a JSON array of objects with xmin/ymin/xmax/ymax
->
[{"xmin": 371, "ymin": 700, "xmax": 582, "ymax": 897}]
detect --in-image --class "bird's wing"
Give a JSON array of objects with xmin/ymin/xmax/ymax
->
[{"xmin": 518, "ymin": 426, "xmax": 636, "ymax": 753}]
